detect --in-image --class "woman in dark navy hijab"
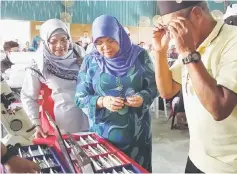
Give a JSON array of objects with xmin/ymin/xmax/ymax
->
[{"xmin": 75, "ymin": 15, "xmax": 157, "ymax": 172}]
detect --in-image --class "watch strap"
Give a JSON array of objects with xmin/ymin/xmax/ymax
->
[
  {"xmin": 182, "ymin": 54, "xmax": 192, "ymax": 64},
  {"xmin": 182, "ymin": 51, "xmax": 200, "ymax": 64}
]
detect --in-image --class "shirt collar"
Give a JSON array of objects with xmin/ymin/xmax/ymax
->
[{"xmin": 197, "ymin": 20, "xmax": 225, "ymax": 52}]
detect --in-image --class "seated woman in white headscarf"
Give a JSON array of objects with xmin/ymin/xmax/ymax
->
[{"xmin": 21, "ymin": 19, "xmax": 89, "ymax": 137}]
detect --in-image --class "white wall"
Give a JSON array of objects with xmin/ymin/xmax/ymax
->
[{"xmin": 0, "ymin": 20, "xmax": 30, "ymax": 50}]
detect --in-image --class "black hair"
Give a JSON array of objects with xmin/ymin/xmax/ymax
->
[{"xmin": 3, "ymin": 41, "xmax": 19, "ymax": 51}]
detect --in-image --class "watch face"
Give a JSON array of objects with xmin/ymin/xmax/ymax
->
[{"xmin": 192, "ymin": 52, "xmax": 200, "ymax": 61}]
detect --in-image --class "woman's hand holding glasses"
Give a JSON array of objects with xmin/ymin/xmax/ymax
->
[
  {"xmin": 125, "ymin": 95, "xmax": 144, "ymax": 108},
  {"xmin": 97, "ymin": 94, "xmax": 144, "ymax": 112},
  {"xmin": 99, "ymin": 96, "xmax": 125, "ymax": 112}
]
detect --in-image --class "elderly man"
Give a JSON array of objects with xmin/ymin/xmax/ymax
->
[{"xmin": 153, "ymin": 1, "xmax": 237, "ymax": 173}]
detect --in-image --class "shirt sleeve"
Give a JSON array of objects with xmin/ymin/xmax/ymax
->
[
  {"xmin": 169, "ymin": 57, "xmax": 183, "ymax": 84},
  {"xmin": 21, "ymin": 68, "xmax": 41, "ymax": 126},
  {"xmin": 216, "ymin": 38, "xmax": 237, "ymax": 94},
  {"xmin": 136, "ymin": 51, "xmax": 158, "ymax": 112}
]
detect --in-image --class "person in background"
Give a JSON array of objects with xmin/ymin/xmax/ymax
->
[
  {"xmin": 75, "ymin": 40, "xmax": 83, "ymax": 47},
  {"xmin": 1, "ymin": 41, "xmax": 18, "ymax": 73},
  {"xmin": 168, "ymin": 45, "xmax": 178, "ymax": 59},
  {"xmin": 80, "ymin": 31, "xmax": 91, "ymax": 48},
  {"xmin": 21, "ymin": 19, "xmax": 89, "ymax": 137},
  {"xmin": 171, "ymin": 90, "xmax": 188, "ymax": 129},
  {"xmin": 139, "ymin": 41, "xmax": 145, "ymax": 48},
  {"xmin": 153, "ymin": 1, "xmax": 237, "ymax": 173},
  {"xmin": 75, "ymin": 15, "xmax": 157, "ymax": 172},
  {"xmin": 85, "ymin": 42, "xmax": 94, "ymax": 55},
  {"xmin": 3, "ymin": 41, "xmax": 19, "ymax": 54},
  {"xmin": 147, "ymin": 44, "xmax": 154, "ymax": 60},
  {"xmin": 73, "ymin": 42, "xmax": 86, "ymax": 58},
  {"xmin": 1, "ymin": 52, "xmax": 13, "ymax": 74},
  {"xmin": 29, "ymin": 36, "xmax": 40, "ymax": 52},
  {"xmin": 1, "ymin": 142, "xmax": 40, "ymax": 173},
  {"xmin": 22, "ymin": 41, "xmax": 30, "ymax": 52},
  {"xmin": 224, "ymin": 4, "xmax": 237, "ymax": 26},
  {"xmin": 167, "ymin": 45, "xmax": 178, "ymax": 67}
]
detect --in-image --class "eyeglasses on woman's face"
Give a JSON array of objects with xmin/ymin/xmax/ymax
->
[
  {"xmin": 48, "ymin": 34, "xmax": 69, "ymax": 57},
  {"xmin": 95, "ymin": 37, "xmax": 120, "ymax": 58}
]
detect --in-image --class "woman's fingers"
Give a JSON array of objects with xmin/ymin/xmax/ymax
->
[
  {"xmin": 114, "ymin": 97, "xmax": 125, "ymax": 104},
  {"xmin": 126, "ymin": 95, "xmax": 143, "ymax": 107},
  {"xmin": 126, "ymin": 95, "xmax": 141, "ymax": 102},
  {"xmin": 111, "ymin": 105, "xmax": 123, "ymax": 111}
]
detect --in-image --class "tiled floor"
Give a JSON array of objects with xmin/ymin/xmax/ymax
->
[{"xmin": 151, "ymin": 111, "xmax": 190, "ymax": 173}]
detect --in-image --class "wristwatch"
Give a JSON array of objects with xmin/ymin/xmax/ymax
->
[
  {"xmin": 1, "ymin": 145, "xmax": 17, "ymax": 165},
  {"xmin": 182, "ymin": 51, "xmax": 201, "ymax": 64}
]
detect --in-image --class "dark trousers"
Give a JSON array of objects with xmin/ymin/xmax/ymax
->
[{"xmin": 185, "ymin": 157, "xmax": 204, "ymax": 173}]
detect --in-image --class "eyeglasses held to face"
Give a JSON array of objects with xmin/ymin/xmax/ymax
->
[{"xmin": 158, "ymin": 7, "xmax": 193, "ymax": 35}]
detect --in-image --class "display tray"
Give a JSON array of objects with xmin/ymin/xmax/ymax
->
[
  {"xmin": 17, "ymin": 144, "xmax": 68, "ymax": 173},
  {"xmin": 63, "ymin": 133, "xmax": 149, "ymax": 174},
  {"xmin": 33, "ymin": 132, "xmax": 149, "ymax": 173}
]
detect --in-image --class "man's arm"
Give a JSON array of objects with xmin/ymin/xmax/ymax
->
[
  {"xmin": 1, "ymin": 142, "xmax": 7, "ymax": 158},
  {"xmin": 168, "ymin": 17, "xmax": 237, "ymax": 121},
  {"xmin": 154, "ymin": 51, "xmax": 181, "ymax": 99},
  {"xmin": 186, "ymin": 59, "xmax": 237, "ymax": 121},
  {"xmin": 1, "ymin": 143, "xmax": 40, "ymax": 173}
]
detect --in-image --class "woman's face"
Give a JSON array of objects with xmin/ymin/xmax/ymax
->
[
  {"xmin": 48, "ymin": 33, "xmax": 69, "ymax": 57},
  {"xmin": 95, "ymin": 37, "xmax": 120, "ymax": 58}
]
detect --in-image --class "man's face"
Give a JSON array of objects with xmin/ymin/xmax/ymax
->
[{"xmin": 161, "ymin": 8, "xmax": 202, "ymax": 48}]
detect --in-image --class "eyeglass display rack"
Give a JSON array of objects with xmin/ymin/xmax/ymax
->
[
  {"xmin": 33, "ymin": 132, "xmax": 149, "ymax": 174},
  {"xmin": 32, "ymin": 112, "xmax": 149, "ymax": 174}
]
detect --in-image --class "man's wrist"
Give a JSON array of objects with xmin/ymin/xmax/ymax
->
[
  {"xmin": 154, "ymin": 50, "xmax": 167, "ymax": 56},
  {"xmin": 154, "ymin": 50, "xmax": 168, "ymax": 61},
  {"xmin": 180, "ymin": 51, "xmax": 191, "ymax": 58}
]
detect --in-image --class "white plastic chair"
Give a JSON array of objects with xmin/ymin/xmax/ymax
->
[{"xmin": 152, "ymin": 96, "xmax": 168, "ymax": 119}]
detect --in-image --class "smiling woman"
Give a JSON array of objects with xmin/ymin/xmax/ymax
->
[
  {"xmin": 20, "ymin": 19, "xmax": 89, "ymax": 137},
  {"xmin": 47, "ymin": 31, "xmax": 69, "ymax": 57}
]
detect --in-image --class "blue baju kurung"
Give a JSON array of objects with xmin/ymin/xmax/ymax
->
[{"xmin": 75, "ymin": 50, "xmax": 157, "ymax": 172}]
